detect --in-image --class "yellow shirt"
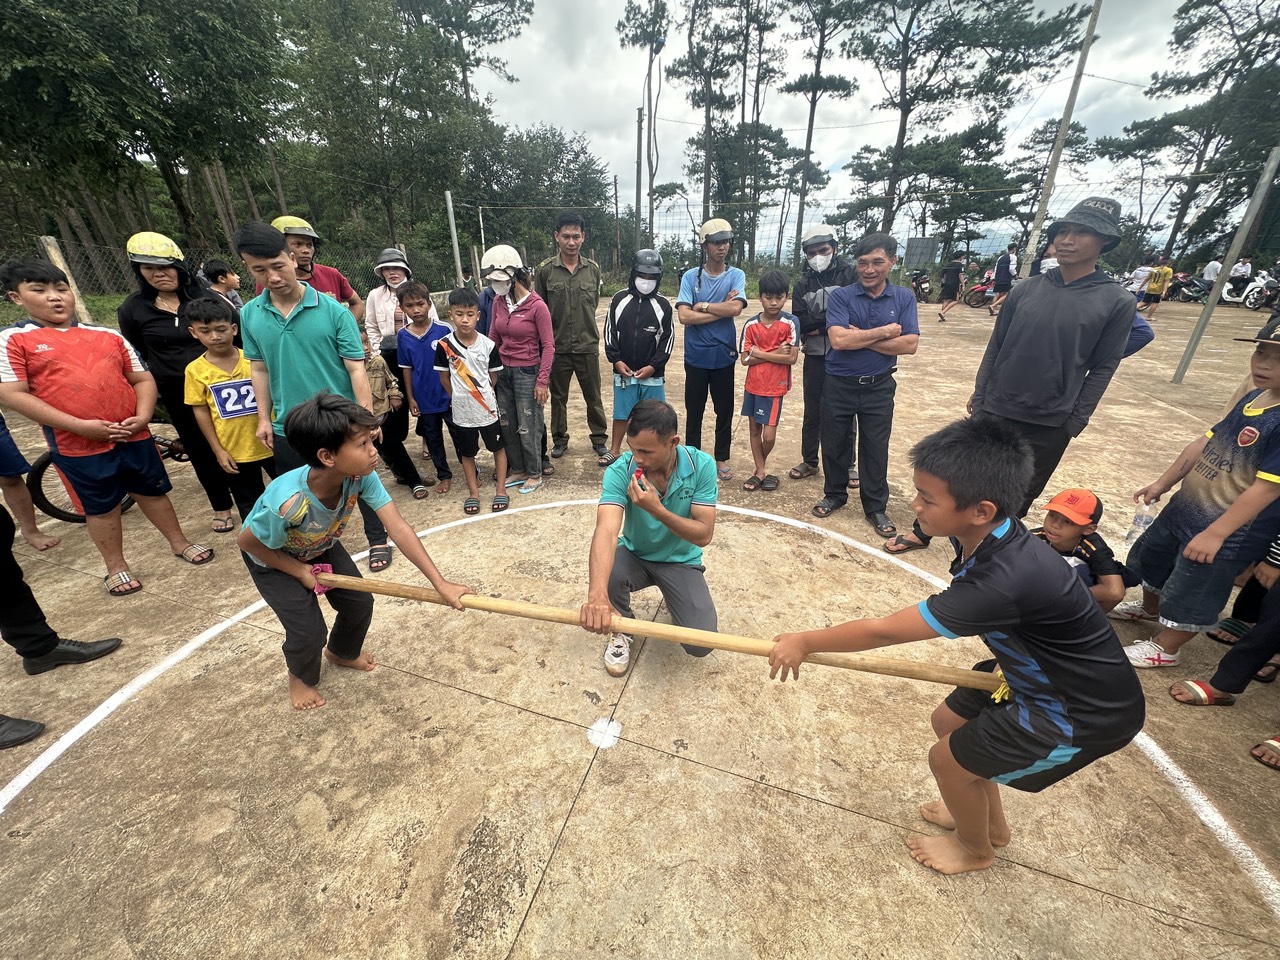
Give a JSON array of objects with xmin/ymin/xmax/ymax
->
[
  {"xmin": 1146, "ymin": 265, "xmax": 1173, "ymax": 294},
  {"xmin": 184, "ymin": 351, "xmax": 273, "ymax": 463}
]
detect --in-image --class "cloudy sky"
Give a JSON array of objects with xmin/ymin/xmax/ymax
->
[{"xmin": 482, "ymin": 0, "xmax": 1194, "ymax": 244}]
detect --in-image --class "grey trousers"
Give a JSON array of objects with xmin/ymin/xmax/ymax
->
[
  {"xmin": 608, "ymin": 546, "xmax": 716, "ymax": 657},
  {"xmin": 495, "ymin": 364, "xmax": 545, "ymax": 477}
]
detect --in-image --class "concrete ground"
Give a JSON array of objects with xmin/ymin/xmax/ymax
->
[{"xmin": 2, "ymin": 295, "xmax": 1279, "ymax": 958}]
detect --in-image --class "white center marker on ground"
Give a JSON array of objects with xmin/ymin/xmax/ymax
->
[{"xmin": 586, "ymin": 718, "xmax": 623, "ymax": 749}]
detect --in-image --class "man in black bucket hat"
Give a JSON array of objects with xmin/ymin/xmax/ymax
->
[{"xmin": 886, "ymin": 197, "xmax": 1137, "ymax": 554}]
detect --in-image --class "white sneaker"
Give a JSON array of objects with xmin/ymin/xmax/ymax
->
[
  {"xmin": 603, "ymin": 633, "xmax": 633, "ymax": 677},
  {"xmin": 1125, "ymin": 639, "xmax": 1180, "ymax": 668},
  {"xmin": 1108, "ymin": 600, "xmax": 1158, "ymax": 622}
]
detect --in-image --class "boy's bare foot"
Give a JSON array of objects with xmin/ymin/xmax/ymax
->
[
  {"xmin": 906, "ymin": 833, "xmax": 996, "ymax": 875},
  {"xmin": 919, "ymin": 800, "xmax": 1010, "ymax": 846},
  {"xmin": 288, "ymin": 675, "xmax": 327, "ymax": 710},
  {"xmin": 436, "ymin": 478, "xmax": 451, "ymax": 495},
  {"xmin": 22, "ymin": 529, "xmax": 60, "ymax": 551},
  {"xmin": 324, "ymin": 649, "xmax": 376, "ymax": 671}
]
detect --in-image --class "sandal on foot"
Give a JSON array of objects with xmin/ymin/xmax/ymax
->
[
  {"xmin": 174, "ymin": 543, "xmax": 215, "ymax": 565},
  {"xmin": 597, "ymin": 451, "xmax": 619, "ymax": 467},
  {"xmin": 742, "ymin": 475, "xmax": 764, "ymax": 491},
  {"xmin": 717, "ymin": 466, "xmax": 734, "ymax": 481},
  {"xmin": 491, "ymin": 495, "xmax": 509, "ymax": 512},
  {"xmin": 1206, "ymin": 617, "xmax": 1252, "ymax": 646},
  {"xmin": 1251, "ymin": 737, "xmax": 1280, "ymax": 770},
  {"xmin": 412, "ymin": 484, "xmax": 430, "ymax": 500},
  {"xmin": 1255, "ymin": 656, "xmax": 1280, "ymax": 684},
  {"xmin": 760, "ymin": 474, "xmax": 779, "ymax": 492},
  {"xmin": 505, "ymin": 477, "xmax": 527, "ymax": 488},
  {"xmin": 847, "ymin": 474, "xmax": 861, "ymax": 490},
  {"xmin": 884, "ymin": 533, "xmax": 928, "ymax": 555},
  {"xmin": 1168, "ymin": 679, "xmax": 1236, "ymax": 707},
  {"xmin": 104, "ymin": 570, "xmax": 142, "ymax": 597},
  {"xmin": 368, "ymin": 545, "xmax": 392, "ymax": 572},
  {"xmin": 867, "ymin": 512, "xmax": 897, "ymax": 538},
  {"xmin": 812, "ymin": 498, "xmax": 843, "ymax": 519},
  {"xmin": 463, "ymin": 497, "xmax": 481, "ymax": 515},
  {"xmin": 211, "ymin": 516, "xmax": 235, "ymax": 534},
  {"xmin": 542, "ymin": 460, "xmax": 555, "ymax": 476},
  {"xmin": 518, "ymin": 479, "xmax": 543, "ymax": 495},
  {"xmin": 788, "ymin": 462, "xmax": 818, "ymax": 480}
]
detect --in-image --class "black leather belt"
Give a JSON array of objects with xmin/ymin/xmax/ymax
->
[{"xmin": 849, "ymin": 368, "xmax": 896, "ymax": 385}]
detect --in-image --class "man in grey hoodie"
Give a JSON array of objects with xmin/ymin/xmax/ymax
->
[{"xmin": 885, "ymin": 197, "xmax": 1134, "ymax": 553}]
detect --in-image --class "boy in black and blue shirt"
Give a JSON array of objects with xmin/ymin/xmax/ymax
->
[{"xmin": 770, "ymin": 417, "xmax": 1143, "ymax": 876}]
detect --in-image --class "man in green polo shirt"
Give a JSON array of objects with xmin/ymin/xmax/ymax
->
[
  {"xmin": 579, "ymin": 400, "xmax": 718, "ymax": 677},
  {"xmin": 535, "ymin": 211, "xmax": 608, "ymax": 460}
]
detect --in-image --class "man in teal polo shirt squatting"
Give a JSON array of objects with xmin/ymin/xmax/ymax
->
[{"xmin": 579, "ymin": 400, "xmax": 718, "ymax": 677}]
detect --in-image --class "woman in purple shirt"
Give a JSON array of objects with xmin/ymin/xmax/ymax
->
[{"xmin": 486, "ymin": 248, "xmax": 555, "ymax": 494}]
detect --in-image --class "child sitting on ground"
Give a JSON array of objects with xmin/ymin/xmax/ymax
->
[
  {"xmin": 360, "ymin": 328, "xmax": 430, "ymax": 500},
  {"xmin": 184, "ymin": 297, "xmax": 276, "ymax": 524},
  {"xmin": 769, "ymin": 417, "xmax": 1144, "ymax": 876},
  {"xmin": 738, "ymin": 269, "xmax": 799, "ymax": 491},
  {"xmin": 397, "ymin": 281, "xmax": 454, "ymax": 495},
  {"xmin": 237, "ymin": 391, "xmax": 469, "ymax": 710},
  {"xmin": 1031, "ymin": 488, "xmax": 1134, "ymax": 613},
  {"xmin": 433, "ymin": 287, "xmax": 508, "ymax": 514},
  {"xmin": 599, "ymin": 248, "xmax": 675, "ymax": 466},
  {"xmin": 0, "ymin": 258, "xmax": 214, "ymax": 596},
  {"xmin": 1110, "ymin": 317, "xmax": 1280, "ymax": 668}
]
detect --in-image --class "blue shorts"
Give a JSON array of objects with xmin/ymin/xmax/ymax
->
[
  {"xmin": 51, "ymin": 438, "xmax": 173, "ymax": 515},
  {"xmin": 741, "ymin": 390, "xmax": 783, "ymax": 426},
  {"xmin": 0, "ymin": 413, "xmax": 32, "ymax": 477},
  {"xmin": 612, "ymin": 380, "xmax": 666, "ymax": 421},
  {"xmin": 1126, "ymin": 516, "xmax": 1251, "ymax": 631}
]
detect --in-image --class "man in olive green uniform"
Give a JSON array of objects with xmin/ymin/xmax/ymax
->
[{"xmin": 535, "ymin": 212, "xmax": 608, "ymax": 458}]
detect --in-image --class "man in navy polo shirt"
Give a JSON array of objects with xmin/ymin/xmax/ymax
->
[{"xmin": 812, "ymin": 233, "xmax": 919, "ymax": 537}]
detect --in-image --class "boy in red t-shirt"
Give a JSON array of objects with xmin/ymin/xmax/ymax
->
[
  {"xmin": 0, "ymin": 259, "xmax": 214, "ymax": 596},
  {"xmin": 738, "ymin": 270, "xmax": 799, "ymax": 491}
]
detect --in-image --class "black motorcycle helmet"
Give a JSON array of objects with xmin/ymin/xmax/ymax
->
[{"xmin": 632, "ymin": 249, "xmax": 663, "ymax": 292}]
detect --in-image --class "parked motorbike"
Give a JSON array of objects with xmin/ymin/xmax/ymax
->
[
  {"xmin": 1164, "ymin": 272, "xmax": 1192, "ymax": 301},
  {"xmin": 1174, "ymin": 270, "xmax": 1274, "ymax": 309},
  {"xmin": 1258, "ymin": 273, "xmax": 1280, "ymax": 312},
  {"xmin": 1244, "ymin": 270, "xmax": 1276, "ymax": 311},
  {"xmin": 963, "ymin": 270, "xmax": 996, "ymax": 308},
  {"xmin": 910, "ymin": 269, "xmax": 932, "ymax": 303}
]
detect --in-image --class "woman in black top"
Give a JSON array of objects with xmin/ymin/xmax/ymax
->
[{"xmin": 117, "ymin": 232, "xmax": 236, "ymax": 533}]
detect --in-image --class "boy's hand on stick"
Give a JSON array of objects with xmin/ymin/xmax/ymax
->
[
  {"xmin": 435, "ymin": 580, "xmax": 471, "ymax": 610},
  {"xmin": 769, "ymin": 633, "xmax": 809, "ymax": 682}
]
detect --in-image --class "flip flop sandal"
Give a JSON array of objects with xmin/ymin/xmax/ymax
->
[
  {"xmin": 760, "ymin": 474, "xmax": 779, "ymax": 491},
  {"xmin": 812, "ymin": 498, "xmax": 843, "ymax": 519},
  {"xmin": 174, "ymin": 543, "xmax": 215, "ymax": 565},
  {"xmin": 368, "ymin": 545, "xmax": 393, "ymax": 572},
  {"xmin": 412, "ymin": 485, "xmax": 430, "ymax": 500},
  {"xmin": 717, "ymin": 467, "xmax": 734, "ymax": 481},
  {"xmin": 742, "ymin": 475, "xmax": 764, "ymax": 491},
  {"xmin": 1206, "ymin": 618, "xmax": 1252, "ymax": 646},
  {"xmin": 847, "ymin": 474, "xmax": 861, "ymax": 490},
  {"xmin": 491, "ymin": 495, "xmax": 510, "ymax": 512},
  {"xmin": 883, "ymin": 533, "xmax": 928, "ymax": 555},
  {"xmin": 104, "ymin": 570, "xmax": 142, "ymax": 597},
  {"xmin": 1254, "ymin": 657, "xmax": 1280, "ymax": 684},
  {"xmin": 1168, "ymin": 680, "xmax": 1236, "ymax": 706},
  {"xmin": 597, "ymin": 451, "xmax": 619, "ymax": 467},
  {"xmin": 1250, "ymin": 738, "xmax": 1280, "ymax": 770},
  {"xmin": 519, "ymin": 479, "xmax": 543, "ymax": 495},
  {"xmin": 463, "ymin": 497, "xmax": 481, "ymax": 515},
  {"xmin": 505, "ymin": 477, "xmax": 527, "ymax": 488},
  {"xmin": 788, "ymin": 463, "xmax": 818, "ymax": 480},
  {"xmin": 211, "ymin": 517, "xmax": 235, "ymax": 533}
]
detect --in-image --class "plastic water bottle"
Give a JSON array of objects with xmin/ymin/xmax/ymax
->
[{"xmin": 1125, "ymin": 502, "xmax": 1158, "ymax": 545}]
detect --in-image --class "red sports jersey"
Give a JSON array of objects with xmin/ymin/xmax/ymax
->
[
  {"xmin": 0, "ymin": 321, "xmax": 149, "ymax": 456},
  {"xmin": 740, "ymin": 313, "xmax": 799, "ymax": 396}
]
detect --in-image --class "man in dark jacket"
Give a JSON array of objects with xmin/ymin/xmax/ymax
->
[
  {"xmin": 788, "ymin": 228, "xmax": 859, "ymax": 483},
  {"xmin": 989, "ymin": 242, "xmax": 1017, "ymax": 314}
]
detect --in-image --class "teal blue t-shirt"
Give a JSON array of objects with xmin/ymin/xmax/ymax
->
[
  {"xmin": 240, "ymin": 283, "xmax": 365, "ymax": 435},
  {"xmin": 600, "ymin": 447, "xmax": 718, "ymax": 565},
  {"xmin": 245, "ymin": 466, "xmax": 392, "ymax": 565}
]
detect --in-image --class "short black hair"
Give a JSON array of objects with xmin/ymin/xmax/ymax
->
[
  {"xmin": 204, "ymin": 259, "xmax": 234, "ymax": 283},
  {"xmin": 555, "ymin": 212, "xmax": 587, "ymax": 234},
  {"xmin": 283, "ymin": 390, "xmax": 381, "ymax": 468},
  {"xmin": 757, "ymin": 269, "xmax": 790, "ymax": 296},
  {"xmin": 1007, "ymin": 243, "xmax": 1018, "ymax": 252},
  {"xmin": 447, "ymin": 286, "xmax": 479, "ymax": 308},
  {"xmin": 233, "ymin": 222, "xmax": 290, "ymax": 259},
  {"xmin": 397, "ymin": 280, "xmax": 432, "ymax": 304},
  {"xmin": 908, "ymin": 417, "xmax": 1032, "ymax": 520},
  {"xmin": 626, "ymin": 399, "xmax": 679, "ymax": 440},
  {"xmin": 0, "ymin": 258, "xmax": 68, "ymax": 291},
  {"xmin": 853, "ymin": 232, "xmax": 898, "ymax": 259},
  {"xmin": 186, "ymin": 297, "xmax": 234, "ymax": 325}
]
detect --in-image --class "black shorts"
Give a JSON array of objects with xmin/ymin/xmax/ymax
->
[
  {"xmin": 940, "ymin": 286, "xmax": 959, "ymax": 302},
  {"xmin": 943, "ymin": 660, "xmax": 1136, "ymax": 793},
  {"xmin": 993, "ymin": 282, "xmax": 1012, "ymax": 294},
  {"xmin": 1141, "ymin": 291, "xmax": 1163, "ymax": 304},
  {"xmin": 446, "ymin": 419, "xmax": 505, "ymax": 459}
]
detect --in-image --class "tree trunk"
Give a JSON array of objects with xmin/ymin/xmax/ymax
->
[
  {"xmin": 115, "ymin": 187, "xmax": 142, "ymax": 235},
  {"xmin": 133, "ymin": 175, "xmax": 155, "ymax": 231},
  {"xmin": 880, "ymin": 8, "xmax": 919, "ymax": 234},
  {"xmin": 1163, "ymin": 131, "xmax": 1215, "ymax": 257},
  {"xmin": 383, "ymin": 195, "xmax": 398, "ymax": 245},
  {"xmin": 61, "ymin": 203, "xmax": 118, "ymax": 294},
  {"xmin": 201, "ymin": 164, "xmax": 237, "ymax": 253},
  {"xmin": 73, "ymin": 170, "xmax": 120, "ymax": 247},
  {"xmin": 702, "ymin": 72, "xmax": 713, "ymax": 223},
  {"xmin": 155, "ymin": 155, "xmax": 207, "ymax": 248},
  {"xmin": 240, "ymin": 171, "xmax": 262, "ymax": 221},
  {"xmin": 215, "ymin": 160, "xmax": 239, "ymax": 228},
  {"xmin": 265, "ymin": 140, "xmax": 288, "ymax": 215},
  {"xmin": 794, "ymin": 29, "xmax": 827, "ymax": 262}
]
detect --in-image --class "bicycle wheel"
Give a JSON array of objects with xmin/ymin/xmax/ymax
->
[
  {"xmin": 26, "ymin": 452, "xmax": 135, "ymax": 524},
  {"xmin": 963, "ymin": 289, "xmax": 987, "ymax": 308}
]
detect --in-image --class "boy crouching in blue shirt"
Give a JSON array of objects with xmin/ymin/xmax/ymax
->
[
  {"xmin": 769, "ymin": 417, "xmax": 1144, "ymax": 875},
  {"xmin": 238, "ymin": 391, "xmax": 469, "ymax": 710}
]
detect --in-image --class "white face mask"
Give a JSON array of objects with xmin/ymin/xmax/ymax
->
[
  {"xmin": 490, "ymin": 280, "xmax": 511, "ymax": 298},
  {"xmin": 634, "ymin": 277, "xmax": 658, "ymax": 295},
  {"xmin": 807, "ymin": 253, "xmax": 832, "ymax": 274}
]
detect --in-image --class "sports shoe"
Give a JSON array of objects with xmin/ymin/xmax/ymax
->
[
  {"xmin": 603, "ymin": 633, "xmax": 633, "ymax": 677},
  {"xmin": 1107, "ymin": 600, "xmax": 1158, "ymax": 622},
  {"xmin": 1125, "ymin": 639, "xmax": 1180, "ymax": 669}
]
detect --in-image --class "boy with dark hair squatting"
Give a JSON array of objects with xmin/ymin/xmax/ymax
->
[
  {"xmin": 769, "ymin": 417, "xmax": 1144, "ymax": 875},
  {"xmin": 238, "ymin": 391, "xmax": 469, "ymax": 710}
]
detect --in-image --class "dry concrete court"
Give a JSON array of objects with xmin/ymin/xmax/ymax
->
[{"xmin": 2, "ymin": 295, "xmax": 1279, "ymax": 958}]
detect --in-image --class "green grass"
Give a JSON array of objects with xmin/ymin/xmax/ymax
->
[{"xmin": 0, "ymin": 294, "xmax": 125, "ymax": 328}]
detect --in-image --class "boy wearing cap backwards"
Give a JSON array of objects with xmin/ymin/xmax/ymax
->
[
  {"xmin": 1110, "ymin": 318, "xmax": 1280, "ymax": 668},
  {"xmin": 769, "ymin": 417, "xmax": 1144, "ymax": 876},
  {"xmin": 1032, "ymin": 489, "xmax": 1130, "ymax": 613}
]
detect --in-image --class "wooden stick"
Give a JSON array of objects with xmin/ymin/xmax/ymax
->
[{"xmin": 315, "ymin": 573, "xmax": 1001, "ymax": 692}]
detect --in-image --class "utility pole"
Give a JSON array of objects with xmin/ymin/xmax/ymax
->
[
  {"xmin": 614, "ymin": 176, "xmax": 623, "ymax": 271},
  {"xmin": 635, "ymin": 107, "xmax": 643, "ymax": 251},
  {"xmin": 1020, "ymin": 0, "xmax": 1104, "ymax": 278}
]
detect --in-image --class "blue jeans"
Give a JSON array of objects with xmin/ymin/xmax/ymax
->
[
  {"xmin": 495, "ymin": 364, "xmax": 544, "ymax": 477},
  {"xmin": 1126, "ymin": 517, "xmax": 1251, "ymax": 632}
]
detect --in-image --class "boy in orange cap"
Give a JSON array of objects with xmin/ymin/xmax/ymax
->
[{"xmin": 1030, "ymin": 488, "xmax": 1132, "ymax": 613}]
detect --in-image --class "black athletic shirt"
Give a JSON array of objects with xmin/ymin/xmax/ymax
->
[
  {"xmin": 918, "ymin": 519, "xmax": 1144, "ymax": 746},
  {"xmin": 940, "ymin": 262, "xmax": 963, "ymax": 292},
  {"xmin": 1029, "ymin": 528, "xmax": 1124, "ymax": 585}
]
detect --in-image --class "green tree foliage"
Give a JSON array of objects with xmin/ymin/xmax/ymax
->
[
  {"xmin": 398, "ymin": 0, "xmax": 534, "ymax": 107},
  {"xmin": 1010, "ymin": 119, "xmax": 1095, "ymax": 245}
]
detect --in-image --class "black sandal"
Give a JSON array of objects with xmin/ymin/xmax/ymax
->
[
  {"xmin": 812, "ymin": 498, "xmax": 843, "ymax": 519},
  {"xmin": 368, "ymin": 545, "xmax": 393, "ymax": 572}
]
